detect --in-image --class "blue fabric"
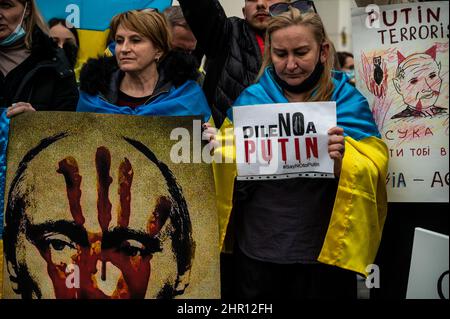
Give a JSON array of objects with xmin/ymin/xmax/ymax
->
[
  {"xmin": 231, "ymin": 67, "xmax": 380, "ymax": 141},
  {"xmin": 106, "ymin": 42, "xmax": 116, "ymax": 56},
  {"xmin": 36, "ymin": 0, "xmax": 172, "ymax": 31},
  {"xmin": 0, "ymin": 108, "xmax": 10, "ymax": 239},
  {"xmin": 77, "ymin": 80, "xmax": 211, "ymax": 122}
]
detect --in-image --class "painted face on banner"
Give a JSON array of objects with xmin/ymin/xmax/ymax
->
[
  {"xmin": 394, "ymin": 53, "xmax": 443, "ymax": 111},
  {"xmin": 5, "ymin": 134, "xmax": 193, "ymax": 299}
]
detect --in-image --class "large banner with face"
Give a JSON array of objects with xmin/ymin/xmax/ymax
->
[
  {"xmin": 233, "ymin": 103, "xmax": 336, "ymax": 180},
  {"xmin": 352, "ymin": 1, "xmax": 449, "ymax": 202},
  {"xmin": 2, "ymin": 112, "xmax": 220, "ymax": 299}
]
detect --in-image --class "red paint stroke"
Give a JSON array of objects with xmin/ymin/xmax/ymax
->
[
  {"xmin": 147, "ymin": 196, "xmax": 172, "ymax": 237},
  {"xmin": 95, "ymin": 147, "xmax": 113, "ymax": 282},
  {"xmin": 397, "ymin": 51, "xmax": 406, "ymax": 65},
  {"xmin": 118, "ymin": 158, "xmax": 133, "ymax": 228},
  {"xmin": 425, "ymin": 45, "xmax": 437, "ymax": 60},
  {"xmin": 57, "ymin": 157, "xmax": 85, "ymax": 226},
  {"xmin": 96, "ymin": 147, "xmax": 113, "ymax": 232}
]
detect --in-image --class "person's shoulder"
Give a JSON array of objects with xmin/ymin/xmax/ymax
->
[
  {"xmin": 229, "ymin": 16, "xmax": 245, "ymax": 25},
  {"xmin": 30, "ymin": 27, "xmax": 57, "ymax": 59},
  {"xmin": 332, "ymin": 71, "xmax": 366, "ymax": 102},
  {"xmin": 234, "ymin": 82, "xmax": 266, "ymax": 106},
  {"xmin": 79, "ymin": 56, "xmax": 118, "ymax": 96},
  {"xmin": 29, "ymin": 27, "xmax": 74, "ymax": 78},
  {"xmin": 160, "ymin": 50, "xmax": 201, "ymax": 87},
  {"xmin": 229, "ymin": 17, "xmax": 254, "ymax": 36}
]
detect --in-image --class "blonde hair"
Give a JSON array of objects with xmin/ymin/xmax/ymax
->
[
  {"xmin": 258, "ymin": 7, "xmax": 335, "ymax": 102},
  {"xmin": 19, "ymin": 0, "xmax": 50, "ymax": 49},
  {"xmin": 110, "ymin": 10, "xmax": 172, "ymax": 60}
]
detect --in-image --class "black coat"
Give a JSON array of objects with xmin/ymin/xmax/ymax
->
[
  {"xmin": 0, "ymin": 27, "xmax": 78, "ymax": 111},
  {"xmin": 178, "ymin": 0, "xmax": 263, "ymax": 126}
]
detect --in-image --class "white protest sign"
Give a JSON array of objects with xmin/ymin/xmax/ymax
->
[
  {"xmin": 233, "ymin": 103, "xmax": 336, "ymax": 181},
  {"xmin": 352, "ymin": 1, "xmax": 449, "ymax": 202}
]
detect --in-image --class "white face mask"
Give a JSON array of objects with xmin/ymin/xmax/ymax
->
[{"xmin": 0, "ymin": 2, "xmax": 28, "ymax": 47}]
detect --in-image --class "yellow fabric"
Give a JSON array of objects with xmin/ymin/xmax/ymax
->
[
  {"xmin": 213, "ymin": 122, "xmax": 389, "ymax": 275},
  {"xmin": 74, "ymin": 29, "xmax": 111, "ymax": 80},
  {"xmin": 318, "ymin": 135, "xmax": 388, "ymax": 276},
  {"xmin": 212, "ymin": 118, "xmax": 237, "ymax": 253},
  {"xmin": 0, "ymin": 239, "xmax": 3, "ymax": 299}
]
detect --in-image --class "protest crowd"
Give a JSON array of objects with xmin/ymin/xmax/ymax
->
[{"xmin": 0, "ymin": 0, "xmax": 448, "ymax": 300}]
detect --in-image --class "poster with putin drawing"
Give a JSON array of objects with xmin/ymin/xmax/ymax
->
[
  {"xmin": 352, "ymin": 1, "xmax": 449, "ymax": 202},
  {"xmin": 2, "ymin": 112, "xmax": 220, "ymax": 299}
]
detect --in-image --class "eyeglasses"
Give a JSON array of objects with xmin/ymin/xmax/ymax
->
[{"xmin": 269, "ymin": 0, "xmax": 317, "ymax": 17}]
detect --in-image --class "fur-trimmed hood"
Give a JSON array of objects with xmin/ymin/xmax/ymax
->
[{"xmin": 79, "ymin": 50, "xmax": 201, "ymax": 100}]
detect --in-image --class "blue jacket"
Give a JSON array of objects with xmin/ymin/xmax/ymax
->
[{"xmin": 0, "ymin": 109, "xmax": 8, "ymax": 238}]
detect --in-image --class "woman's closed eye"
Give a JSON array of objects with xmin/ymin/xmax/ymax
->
[
  {"xmin": 273, "ymin": 50, "xmax": 287, "ymax": 58},
  {"xmin": 294, "ymin": 50, "xmax": 308, "ymax": 57},
  {"xmin": 0, "ymin": 2, "xmax": 13, "ymax": 9}
]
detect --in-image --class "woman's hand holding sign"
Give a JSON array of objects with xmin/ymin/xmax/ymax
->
[
  {"xmin": 328, "ymin": 126, "xmax": 345, "ymax": 178},
  {"xmin": 7, "ymin": 102, "xmax": 36, "ymax": 118},
  {"xmin": 202, "ymin": 122, "xmax": 219, "ymax": 153}
]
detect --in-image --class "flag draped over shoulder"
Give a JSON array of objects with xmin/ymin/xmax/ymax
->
[
  {"xmin": 77, "ymin": 80, "xmax": 212, "ymax": 123},
  {"xmin": 35, "ymin": 0, "xmax": 173, "ymax": 77},
  {"xmin": 214, "ymin": 67, "xmax": 389, "ymax": 276}
]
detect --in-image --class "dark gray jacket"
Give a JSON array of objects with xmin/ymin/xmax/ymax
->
[{"xmin": 178, "ymin": 0, "xmax": 263, "ymax": 126}]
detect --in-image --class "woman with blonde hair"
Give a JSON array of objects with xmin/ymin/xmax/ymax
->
[
  {"xmin": 215, "ymin": 4, "xmax": 388, "ymax": 299},
  {"xmin": 0, "ymin": 0, "xmax": 78, "ymax": 243},
  {"xmin": 0, "ymin": 0, "xmax": 78, "ymax": 114}
]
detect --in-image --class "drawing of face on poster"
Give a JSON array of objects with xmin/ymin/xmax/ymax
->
[
  {"xmin": 2, "ymin": 113, "xmax": 220, "ymax": 299},
  {"xmin": 392, "ymin": 46, "xmax": 446, "ymax": 119},
  {"xmin": 352, "ymin": 1, "xmax": 449, "ymax": 203},
  {"xmin": 3, "ymin": 133, "xmax": 193, "ymax": 299}
]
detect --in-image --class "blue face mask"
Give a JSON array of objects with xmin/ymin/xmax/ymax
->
[
  {"xmin": 345, "ymin": 69, "xmax": 355, "ymax": 81},
  {"xmin": 0, "ymin": 2, "xmax": 28, "ymax": 47}
]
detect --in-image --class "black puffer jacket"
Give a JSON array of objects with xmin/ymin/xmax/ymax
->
[
  {"xmin": 179, "ymin": 0, "xmax": 263, "ymax": 126},
  {"xmin": 0, "ymin": 27, "xmax": 78, "ymax": 110}
]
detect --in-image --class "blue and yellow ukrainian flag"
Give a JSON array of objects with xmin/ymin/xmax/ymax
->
[
  {"xmin": 36, "ymin": 0, "xmax": 173, "ymax": 77},
  {"xmin": 213, "ymin": 68, "xmax": 389, "ymax": 277}
]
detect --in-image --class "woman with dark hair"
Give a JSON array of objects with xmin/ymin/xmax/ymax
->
[
  {"xmin": 48, "ymin": 17, "xmax": 79, "ymax": 68},
  {"xmin": 337, "ymin": 51, "xmax": 355, "ymax": 85}
]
